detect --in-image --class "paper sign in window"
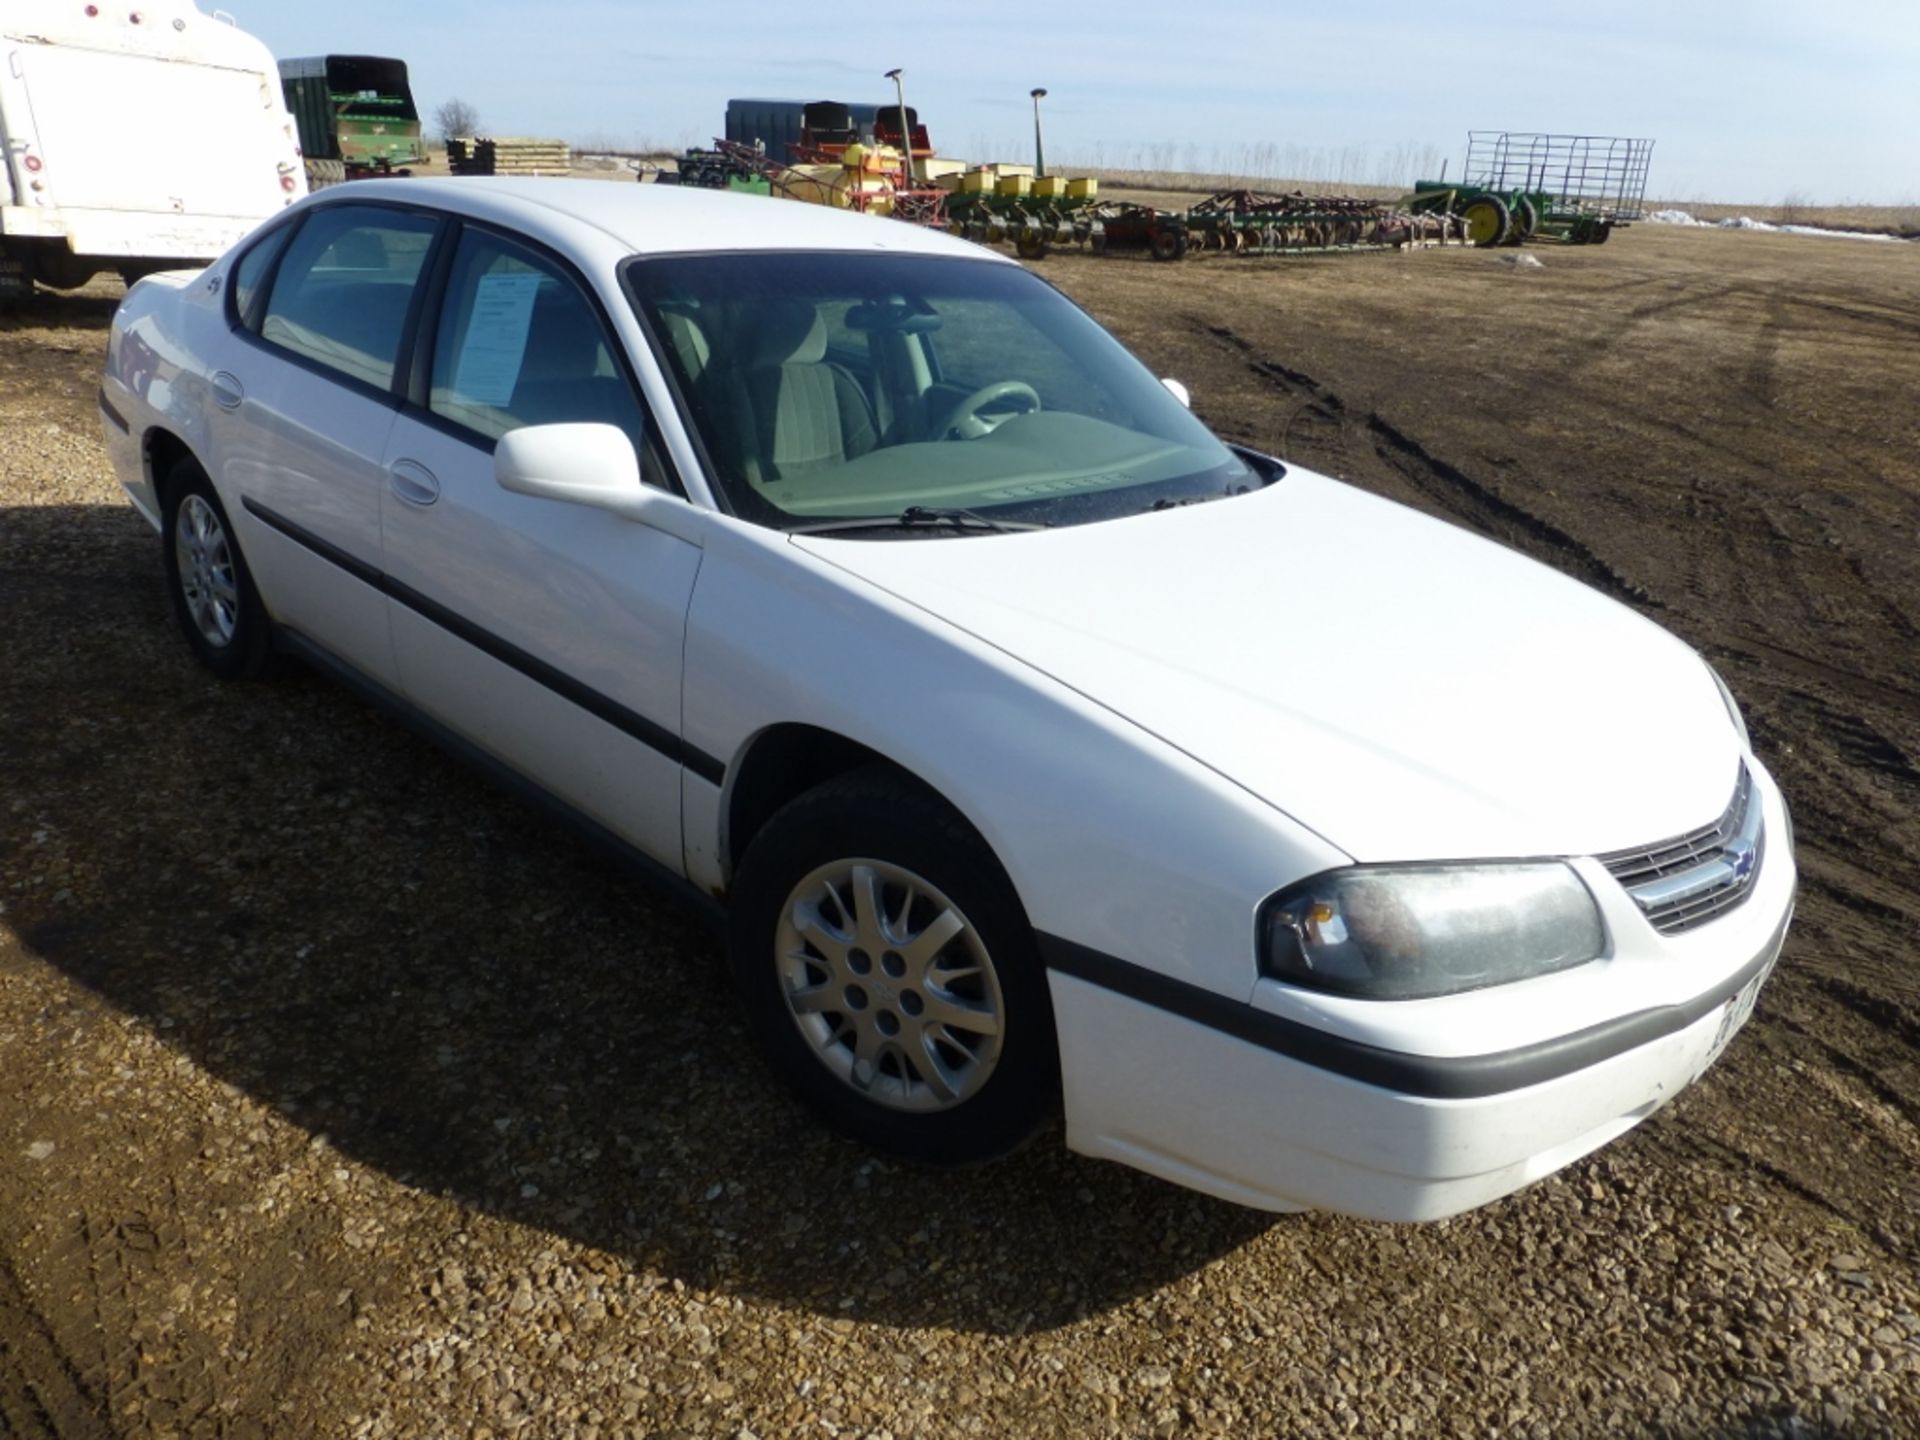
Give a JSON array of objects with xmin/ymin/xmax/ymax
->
[{"xmin": 451, "ymin": 272, "xmax": 542, "ymax": 407}]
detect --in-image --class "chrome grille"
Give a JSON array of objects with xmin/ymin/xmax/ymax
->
[{"xmin": 1599, "ymin": 766, "xmax": 1763, "ymax": 935}]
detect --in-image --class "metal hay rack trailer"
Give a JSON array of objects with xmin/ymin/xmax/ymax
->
[{"xmin": 1415, "ymin": 131, "xmax": 1655, "ymax": 247}]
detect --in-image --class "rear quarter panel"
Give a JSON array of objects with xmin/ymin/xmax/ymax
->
[{"xmin": 102, "ymin": 266, "xmax": 223, "ymax": 525}]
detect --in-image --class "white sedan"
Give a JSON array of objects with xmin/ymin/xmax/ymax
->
[{"xmin": 99, "ymin": 179, "xmax": 1795, "ymax": 1221}]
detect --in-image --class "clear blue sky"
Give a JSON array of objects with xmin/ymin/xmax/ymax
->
[{"xmin": 249, "ymin": 0, "xmax": 1919, "ymax": 204}]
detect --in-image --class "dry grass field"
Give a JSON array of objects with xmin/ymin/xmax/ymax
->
[{"xmin": 2, "ymin": 213, "xmax": 1917, "ymax": 1438}]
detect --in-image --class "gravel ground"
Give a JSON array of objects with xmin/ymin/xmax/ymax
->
[{"xmin": 2, "ymin": 229, "xmax": 1918, "ymax": 1439}]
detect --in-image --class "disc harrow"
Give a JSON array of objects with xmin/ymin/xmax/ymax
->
[{"xmin": 1183, "ymin": 190, "xmax": 1465, "ymax": 254}]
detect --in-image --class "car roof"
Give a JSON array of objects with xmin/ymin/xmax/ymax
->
[{"xmin": 306, "ymin": 177, "xmax": 1012, "ymax": 265}]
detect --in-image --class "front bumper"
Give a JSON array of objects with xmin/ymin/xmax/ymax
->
[{"xmin": 1047, "ymin": 786, "xmax": 1796, "ymax": 1221}]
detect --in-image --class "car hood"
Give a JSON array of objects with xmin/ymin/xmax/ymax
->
[{"xmin": 794, "ymin": 469, "xmax": 1742, "ymax": 862}]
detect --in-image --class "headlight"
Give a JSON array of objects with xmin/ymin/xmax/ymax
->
[
  {"xmin": 1707, "ymin": 662, "xmax": 1750, "ymax": 748},
  {"xmin": 1260, "ymin": 863, "xmax": 1606, "ymax": 1001}
]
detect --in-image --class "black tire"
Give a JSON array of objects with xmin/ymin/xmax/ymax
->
[
  {"xmin": 0, "ymin": 248, "xmax": 33, "ymax": 302},
  {"xmin": 303, "ymin": 157, "xmax": 347, "ymax": 191},
  {"xmin": 1149, "ymin": 226, "xmax": 1189, "ymax": 262},
  {"xmin": 1568, "ymin": 215, "xmax": 1611, "ymax": 246},
  {"xmin": 1511, "ymin": 193, "xmax": 1540, "ymax": 240},
  {"xmin": 729, "ymin": 767, "xmax": 1058, "ymax": 1164},
  {"xmin": 1461, "ymin": 192, "xmax": 1511, "ymax": 248},
  {"xmin": 1014, "ymin": 227, "xmax": 1049, "ymax": 261},
  {"xmin": 159, "ymin": 459, "xmax": 278, "ymax": 680}
]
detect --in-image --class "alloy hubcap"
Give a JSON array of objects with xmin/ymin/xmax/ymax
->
[
  {"xmin": 776, "ymin": 858, "xmax": 1004, "ymax": 1112},
  {"xmin": 174, "ymin": 494, "xmax": 238, "ymax": 647}
]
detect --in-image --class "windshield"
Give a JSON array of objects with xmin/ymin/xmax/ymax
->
[{"xmin": 624, "ymin": 251, "xmax": 1261, "ymax": 532}]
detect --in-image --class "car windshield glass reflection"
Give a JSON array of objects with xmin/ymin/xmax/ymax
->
[{"xmin": 626, "ymin": 252, "xmax": 1261, "ymax": 531}]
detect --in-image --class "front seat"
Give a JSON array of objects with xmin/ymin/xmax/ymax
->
[{"xmin": 717, "ymin": 301, "xmax": 878, "ymax": 484}]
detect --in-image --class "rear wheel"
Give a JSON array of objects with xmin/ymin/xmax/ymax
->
[
  {"xmin": 160, "ymin": 460, "xmax": 277, "ymax": 680},
  {"xmin": 1510, "ymin": 194, "xmax": 1540, "ymax": 243},
  {"xmin": 1461, "ymin": 192, "xmax": 1511, "ymax": 248},
  {"xmin": 729, "ymin": 769, "xmax": 1058, "ymax": 1164},
  {"xmin": 1149, "ymin": 225, "xmax": 1189, "ymax": 262},
  {"xmin": 303, "ymin": 157, "xmax": 347, "ymax": 190},
  {"xmin": 1015, "ymin": 227, "xmax": 1050, "ymax": 261},
  {"xmin": 0, "ymin": 247, "xmax": 32, "ymax": 302},
  {"xmin": 1568, "ymin": 215, "xmax": 1612, "ymax": 245}
]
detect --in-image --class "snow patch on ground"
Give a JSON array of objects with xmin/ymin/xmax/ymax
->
[{"xmin": 1645, "ymin": 210, "xmax": 1905, "ymax": 243}]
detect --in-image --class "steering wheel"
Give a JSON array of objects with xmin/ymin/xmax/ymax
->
[{"xmin": 933, "ymin": 380, "xmax": 1042, "ymax": 440}]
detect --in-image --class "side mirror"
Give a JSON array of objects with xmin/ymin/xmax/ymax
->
[
  {"xmin": 1161, "ymin": 377, "xmax": 1191, "ymax": 408},
  {"xmin": 495, "ymin": 423, "xmax": 657, "ymax": 521}
]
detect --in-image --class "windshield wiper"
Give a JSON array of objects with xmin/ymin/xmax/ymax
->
[
  {"xmin": 1149, "ymin": 483, "xmax": 1254, "ymax": 512},
  {"xmin": 790, "ymin": 506, "xmax": 1049, "ymax": 537}
]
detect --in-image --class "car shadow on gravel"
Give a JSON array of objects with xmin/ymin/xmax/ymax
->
[{"xmin": 1, "ymin": 502, "xmax": 1278, "ymax": 1337}]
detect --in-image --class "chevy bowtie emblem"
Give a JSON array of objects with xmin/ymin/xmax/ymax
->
[{"xmin": 1726, "ymin": 839, "xmax": 1757, "ymax": 880}]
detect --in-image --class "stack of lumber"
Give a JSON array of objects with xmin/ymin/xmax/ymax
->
[{"xmin": 445, "ymin": 137, "xmax": 572, "ymax": 177}]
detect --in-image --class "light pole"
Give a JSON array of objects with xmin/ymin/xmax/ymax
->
[
  {"xmin": 1030, "ymin": 87, "xmax": 1047, "ymax": 179},
  {"xmin": 884, "ymin": 68, "xmax": 914, "ymax": 183}
]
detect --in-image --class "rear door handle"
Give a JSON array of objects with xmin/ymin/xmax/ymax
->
[
  {"xmin": 388, "ymin": 458, "xmax": 441, "ymax": 507},
  {"xmin": 210, "ymin": 371, "xmax": 244, "ymax": 410}
]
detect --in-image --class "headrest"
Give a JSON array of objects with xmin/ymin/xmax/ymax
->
[
  {"xmin": 746, "ymin": 301, "xmax": 828, "ymax": 368},
  {"xmin": 658, "ymin": 307, "xmax": 711, "ymax": 381},
  {"xmin": 517, "ymin": 282, "xmax": 599, "ymax": 384}
]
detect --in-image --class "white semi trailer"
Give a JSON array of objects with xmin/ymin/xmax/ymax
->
[{"xmin": 1, "ymin": 0, "xmax": 304, "ymax": 296}]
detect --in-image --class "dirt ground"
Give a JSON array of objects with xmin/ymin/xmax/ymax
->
[{"xmin": 1, "ymin": 221, "xmax": 1917, "ymax": 1439}]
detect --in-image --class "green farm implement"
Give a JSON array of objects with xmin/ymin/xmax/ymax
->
[
  {"xmin": 1412, "ymin": 131, "xmax": 1654, "ymax": 246},
  {"xmin": 1182, "ymin": 191, "xmax": 1465, "ymax": 255},
  {"xmin": 1073, "ymin": 192, "xmax": 1464, "ymax": 262},
  {"xmin": 279, "ymin": 55, "xmax": 425, "ymax": 186},
  {"xmin": 943, "ymin": 176, "xmax": 1107, "ymax": 257}
]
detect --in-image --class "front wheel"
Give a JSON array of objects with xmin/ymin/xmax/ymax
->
[
  {"xmin": 729, "ymin": 769, "xmax": 1058, "ymax": 1164},
  {"xmin": 160, "ymin": 460, "xmax": 277, "ymax": 679},
  {"xmin": 1461, "ymin": 192, "xmax": 1512, "ymax": 248}
]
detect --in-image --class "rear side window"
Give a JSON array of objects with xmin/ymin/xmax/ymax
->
[
  {"xmin": 230, "ymin": 222, "xmax": 295, "ymax": 329},
  {"xmin": 428, "ymin": 228, "xmax": 646, "ymax": 459},
  {"xmin": 260, "ymin": 205, "xmax": 440, "ymax": 389}
]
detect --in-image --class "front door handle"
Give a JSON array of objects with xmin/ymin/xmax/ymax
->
[
  {"xmin": 210, "ymin": 371, "xmax": 244, "ymax": 410},
  {"xmin": 388, "ymin": 459, "xmax": 441, "ymax": 507}
]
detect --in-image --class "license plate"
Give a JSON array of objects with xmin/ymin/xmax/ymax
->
[{"xmin": 1703, "ymin": 957, "xmax": 1774, "ymax": 1070}]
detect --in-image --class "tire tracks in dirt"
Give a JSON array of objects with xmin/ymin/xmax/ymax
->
[
  {"xmin": 1740, "ymin": 294, "xmax": 1786, "ymax": 411},
  {"xmin": 0, "ymin": 1249, "xmax": 112, "ymax": 1440},
  {"xmin": 89, "ymin": 1196, "xmax": 229, "ymax": 1437},
  {"xmin": 1785, "ymin": 293, "xmax": 1920, "ymax": 338},
  {"xmin": 1199, "ymin": 321, "xmax": 1664, "ymax": 611},
  {"xmin": 7, "ymin": 1178, "xmax": 239, "ymax": 1440},
  {"xmin": 1765, "ymin": 1007, "xmax": 1920, "ymax": 1134}
]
